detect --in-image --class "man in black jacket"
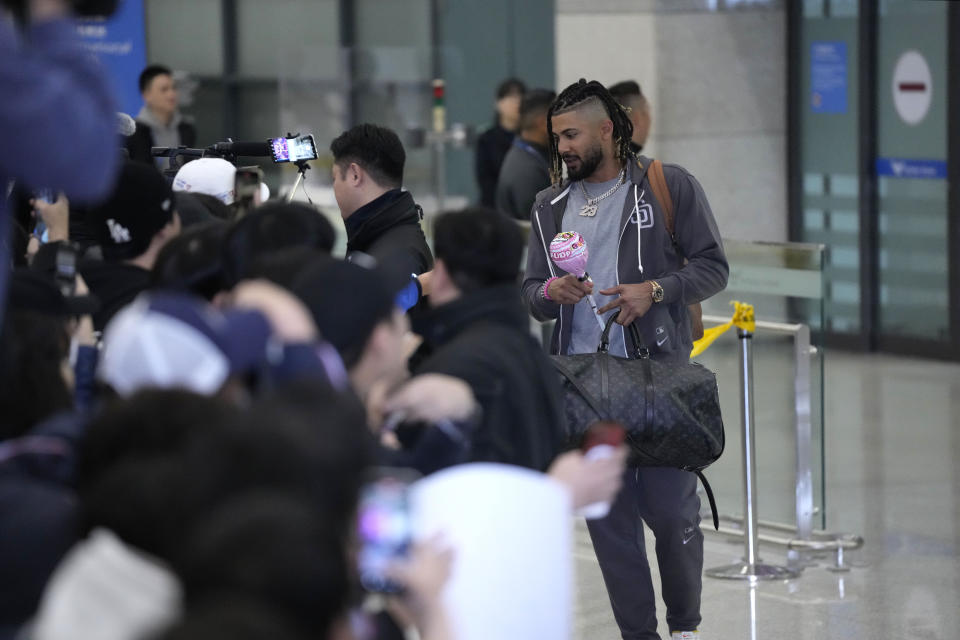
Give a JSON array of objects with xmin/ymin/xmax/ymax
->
[
  {"xmin": 495, "ymin": 88, "xmax": 555, "ymax": 220},
  {"xmin": 411, "ymin": 208, "xmax": 566, "ymax": 472},
  {"xmin": 125, "ymin": 65, "xmax": 197, "ymax": 167},
  {"xmin": 330, "ymin": 124, "xmax": 433, "ymax": 277}
]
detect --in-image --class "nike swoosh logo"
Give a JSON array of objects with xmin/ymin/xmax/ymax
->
[
  {"xmin": 657, "ymin": 337, "xmax": 668, "ymax": 347},
  {"xmin": 682, "ymin": 533, "xmax": 696, "ymax": 545}
]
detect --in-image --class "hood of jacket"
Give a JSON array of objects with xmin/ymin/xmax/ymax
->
[{"xmin": 30, "ymin": 528, "xmax": 181, "ymax": 640}]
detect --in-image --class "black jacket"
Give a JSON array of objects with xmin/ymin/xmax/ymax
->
[
  {"xmin": 345, "ymin": 190, "xmax": 433, "ymax": 276},
  {"xmin": 125, "ymin": 121, "xmax": 197, "ymax": 166},
  {"xmin": 495, "ymin": 139, "xmax": 550, "ymax": 220},
  {"xmin": 412, "ymin": 285, "xmax": 566, "ymax": 471},
  {"xmin": 475, "ymin": 125, "xmax": 515, "ymax": 208}
]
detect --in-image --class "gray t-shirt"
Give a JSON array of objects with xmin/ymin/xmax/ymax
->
[{"xmin": 562, "ymin": 173, "xmax": 632, "ymax": 357}]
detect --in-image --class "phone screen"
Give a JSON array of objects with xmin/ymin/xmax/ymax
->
[
  {"xmin": 234, "ymin": 167, "xmax": 262, "ymax": 201},
  {"xmin": 270, "ymin": 135, "xmax": 318, "ymax": 163},
  {"xmin": 357, "ymin": 474, "xmax": 412, "ymax": 593},
  {"xmin": 55, "ymin": 244, "xmax": 78, "ymax": 297}
]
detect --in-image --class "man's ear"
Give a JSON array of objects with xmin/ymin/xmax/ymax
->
[
  {"xmin": 599, "ymin": 118, "xmax": 615, "ymax": 141},
  {"xmin": 348, "ymin": 162, "xmax": 363, "ymax": 187}
]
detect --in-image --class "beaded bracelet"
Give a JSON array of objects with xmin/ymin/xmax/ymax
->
[{"xmin": 542, "ymin": 276, "xmax": 559, "ymax": 302}]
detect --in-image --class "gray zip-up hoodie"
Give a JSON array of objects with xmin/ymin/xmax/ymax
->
[{"xmin": 522, "ymin": 156, "xmax": 728, "ymax": 360}]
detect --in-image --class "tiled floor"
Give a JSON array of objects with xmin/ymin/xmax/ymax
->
[{"xmin": 573, "ymin": 351, "xmax": 960, "ymax": 639}]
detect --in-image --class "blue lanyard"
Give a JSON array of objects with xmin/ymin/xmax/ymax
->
[{"xmin": 512, "ymin": 138, "xmax": 548, "ymax": 167}]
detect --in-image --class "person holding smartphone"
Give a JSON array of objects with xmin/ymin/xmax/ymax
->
[{"xmin": 1, "ymin": 0, "xmax": 121, "ymax": 331}]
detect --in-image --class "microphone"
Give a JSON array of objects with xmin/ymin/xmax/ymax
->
[
  {"xmin": 116, "ymin": 112, "xmax": 137, "ymax": 137},
  {"xmin": 208, "ymin": 140, "xmax": 272, "ymax": 157}
]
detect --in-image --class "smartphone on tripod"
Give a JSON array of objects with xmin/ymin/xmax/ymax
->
[{"xmin": 270, "ymin": 135, "xmax": 318, "ymax": 164}]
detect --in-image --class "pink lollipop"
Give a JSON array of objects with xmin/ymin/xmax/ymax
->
[
  {"xmin": 549, "ymin": 231, "xmax": 606, "ymax": 329},
  {"xmin": 549, "ymin": 231, "xmax": 589, "ymax": 277}
]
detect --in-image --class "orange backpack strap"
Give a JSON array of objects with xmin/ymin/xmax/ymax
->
[
  {"xmin": 647, "ymin": 159, "xmax": 675, "ymax": 236},
  {"xmin": 646, "ymin": 159, "xmax": 705, "ymax": 341}
]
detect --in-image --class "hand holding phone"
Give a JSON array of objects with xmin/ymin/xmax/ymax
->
[
  {"xmin": 31, "ymin": 191, "xmax": 69, "ymax": 243},
  {"xmin": 357, "ymin": 469, "xmax": 419, "ymax": 594},
  {"xmin": 54, "ymin": 243, "xmax": 79, "ymax": 298}
]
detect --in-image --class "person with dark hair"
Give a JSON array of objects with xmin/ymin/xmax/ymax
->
[
  {"xmin": 221, "ymin": 201, "xmax": 336, "ymax": 287},
  {"xmin": 288, "ymin": 257, "xmax": 411, "ymax": 393},
  {"xmin": 408, "ymin": 208, "xmax": 565, "ymax": 471},
  {"xmin": 0, "ymin": 271, "xmax": 99, "ymax": 636},
  {"xmin": 284, "ymin": 255, "xmax": 481, "ymax": 475},
  {"xmin": 329, "ymin": 123, "xmax": 432, "ymax": 278},
  {"xmin": 172, "ymin": 491, "xmax": 350, "ymax": 640},
  {"xmin": 125, "ymin": 64, "xmax": 197, "ymax": 167},
  {"xmin": 475, "ymin": 78, "xmax": 526, "ymax": 208},
  {"xmin": 495, "ymin": 88, "xmax": 556, "ymax": 220},
  {"xmin": 153, "ymin": 595, "xmax": 311, "ymax": 640},
  {"xmin": 0, "ymin": 267, "xmax": 100, "ymax": 437},
  {"xmin": 151, "ymin": 222, "xmax": 229, "ymax": 301},
  {"xmin": 523, "ymin": 79, "xmax": 728, "ymax": 640},
  {"xmin": 80, "ymin": 161, "xmax": 181, "ymax": 330},
  {"xmin": 28, "ymin": 384, "xmax": 372, "ymax": 640},
  {"xmin": 609, "ymin": 80, "xmax": 652, "ymax": 154}
]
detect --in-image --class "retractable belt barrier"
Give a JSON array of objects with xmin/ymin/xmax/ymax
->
[
  {"xmin": 695, "ymin": 302, "xmax": 863, "ymax": 578},
  {"xmin": 690, "ymin": 301, "xmax": 755, "ymax": 359}
]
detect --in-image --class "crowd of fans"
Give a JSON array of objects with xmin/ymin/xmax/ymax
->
[{"xmin": 2, "ymin": 17, "xmax": 628, "ymax": 636}]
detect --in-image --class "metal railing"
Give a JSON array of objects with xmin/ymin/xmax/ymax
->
[{"xmin": 701, "ymin": 315, "xmax": 863, "ymax": 576}]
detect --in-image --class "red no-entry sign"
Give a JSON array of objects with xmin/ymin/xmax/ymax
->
[{"xmin": 892, "ymin": 51, "xmax": 932, "ymax": 126}]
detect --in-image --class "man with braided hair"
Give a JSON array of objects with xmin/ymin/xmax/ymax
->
[{"xmin": 522, "ymin": 79, "xmax": 728, "ymax": 640}]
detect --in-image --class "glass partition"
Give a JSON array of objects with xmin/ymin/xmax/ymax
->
[{"xmin": 697, "ymin": 239, "xmax": 827, "ymax": 530}]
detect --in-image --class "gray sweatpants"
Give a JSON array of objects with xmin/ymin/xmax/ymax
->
[{"xmin": 585, "ymin": 467, "xmax": 703, "ymax": 640}]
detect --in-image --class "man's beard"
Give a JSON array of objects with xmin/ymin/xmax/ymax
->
[{"xmin": 563, "ymin": 142, "xmax": 604, "ymax": 181}]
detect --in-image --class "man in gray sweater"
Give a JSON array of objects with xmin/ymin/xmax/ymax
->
[{"xmin": 522, "ymin": 79, "xmax": 728, "ymax": 640}]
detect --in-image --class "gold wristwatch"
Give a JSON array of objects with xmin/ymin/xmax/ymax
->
[{"xmin": 650, "ymin": 280, "xmax": 664, "ymax": 303}]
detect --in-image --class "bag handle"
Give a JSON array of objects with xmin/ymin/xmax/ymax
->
[{"xmin": 598, "ymin": 311, "xmax": 649, "ymax": 360}]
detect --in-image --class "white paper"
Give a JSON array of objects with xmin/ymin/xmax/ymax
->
[{"xmin": 410, "ymin": 463, "xmax": 573, "ymax": 640}]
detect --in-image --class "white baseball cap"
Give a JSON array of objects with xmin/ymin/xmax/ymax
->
[
  {"xmin": 172, "ymin": 158, "xmax": 271, "ymax": 206},
  {"xmin": 172, "ymin": 158, "xmax": 236, "ymax": 205}
]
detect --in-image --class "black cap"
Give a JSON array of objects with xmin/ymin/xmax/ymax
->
[
  {"xmin": 289, "ymin": 258, "xmax": 398, "ymax": 361},
  {"xmin": 10, "ymin": 268, "xmax": 100, "ymax": 317},
  {"xmin": 87, "ymin": 162, "xmax": 176, "ymax": 261}
]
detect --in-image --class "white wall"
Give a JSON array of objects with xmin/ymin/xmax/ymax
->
[{"xmin": 555, "ymin": 4, "xmax": 787, "ymax": 243}]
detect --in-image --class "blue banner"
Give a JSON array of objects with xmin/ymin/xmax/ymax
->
[
  {"xmin": 810, "ymin": 41, "xmax": 847, "ymax": 114},
  {"xmin": 75, "ymin": 0, "xmax": 147, "ymax": 117},
  {"xmin": 876, "ymin": 158, "xmax": 947, "ymax": 180}
]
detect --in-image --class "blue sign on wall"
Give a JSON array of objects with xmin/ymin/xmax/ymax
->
[
  {"xmin": 876, "ymin": 158, "xmax": 947, "ymax": 179},
  {"xmin": 75, "ymin": 0, "xmax": 147, "ymax": 117},
  {"xmin": 810, "ymin": 41, "xmax": 847, "ymax": 114}
]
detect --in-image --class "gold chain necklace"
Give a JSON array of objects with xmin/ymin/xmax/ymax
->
[{"xmin": 578, "ymin": 168, "xmax": 626, "ymax": 217}]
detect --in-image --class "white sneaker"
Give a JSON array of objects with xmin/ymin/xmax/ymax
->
[{"xmin": 671, "ymin": 632, "xmax": 700, "ymax": 640}]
